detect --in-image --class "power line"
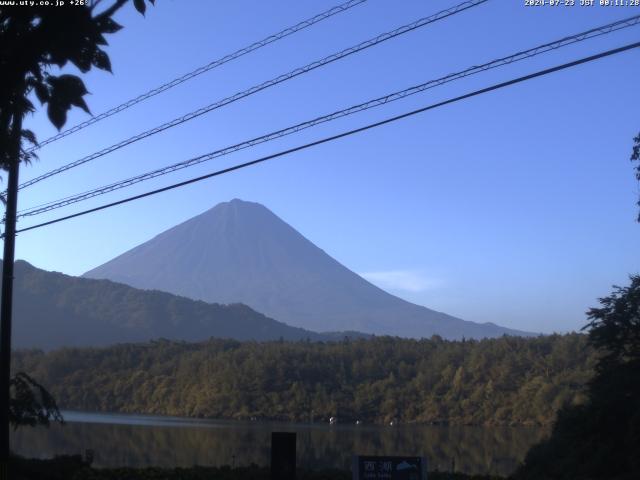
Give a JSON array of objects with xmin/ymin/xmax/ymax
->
[
  {"xmin": 14, "ymin": 41, "xmax": 640, "ymax": 236},
  {"xmin": 17, "ymin": 14, "xmax": 640, "ymax": 219},
  {"xmin": 18, "ymin": 0, "xmax": 489, "ymax": 191},
  {"xmin": 27, "ymin": 0, "xmax": 370, "ymax": 152}
]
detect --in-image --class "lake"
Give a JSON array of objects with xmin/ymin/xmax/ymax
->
[{"xmin": 12, "ymin": 411, "xmax": 547, "ymax": 476}]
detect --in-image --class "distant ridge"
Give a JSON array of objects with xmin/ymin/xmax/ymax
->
[
  {"xmin": 84, "ymin": 199, "xmax": 533, "ymax": 339},
  {"xmin": 5, "ymin": 260, "xmax": 362, "ymax": 350}
]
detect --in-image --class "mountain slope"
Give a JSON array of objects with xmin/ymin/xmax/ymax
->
[
  {"xmin": 6, "ymin": 260, "xmax": 348, "ymax": 350},
  {"xmin": 84, "ymin": 199, "xmax": 531, "ymax": 339}
]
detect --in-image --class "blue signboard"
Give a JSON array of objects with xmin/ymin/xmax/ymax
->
[{"xmin": 352, "ymin": 456, "xmax": 427, "ymax": 480}]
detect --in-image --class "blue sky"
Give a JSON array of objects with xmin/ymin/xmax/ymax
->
[{"xmin": 11, "ymin": 0, "xmax": 640, "ymax": 333}]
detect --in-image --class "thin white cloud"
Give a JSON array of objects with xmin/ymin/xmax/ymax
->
[{"xmin": 359, "ymin": 270, "xmax": 442, "ymax": 292}]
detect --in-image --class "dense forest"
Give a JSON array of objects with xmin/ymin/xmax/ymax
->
[{"xmin": 13, "ymin": 334, "xmax": 595, "ymax": 426}]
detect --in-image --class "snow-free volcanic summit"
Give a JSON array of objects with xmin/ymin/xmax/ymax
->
[{"xmin": 84, "ymin": 199, "xmax": 530, "ymax": 339}]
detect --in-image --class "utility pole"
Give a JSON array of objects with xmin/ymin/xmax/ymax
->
[{"xmin": 0, "ymin": 112, "xmax": 22, "ymax": 480}]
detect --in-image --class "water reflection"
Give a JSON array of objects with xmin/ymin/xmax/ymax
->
[{"xmin": 12, "ymin": 411, "xmax": 547, "ymax": 476}]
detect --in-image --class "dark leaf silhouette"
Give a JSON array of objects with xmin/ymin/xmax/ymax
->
[
  {"xmin": 96, "ymin": 17, "xmax": 123, "ymax": 34},
  {"xmin": 93, "ymin": 50, "xmax": 112, "ymax": 72},
  {"xmin": 21, "ymin": 130, "xmax": 38, "ymax": 147},
  {"xmin": 46, "ymin": 101, "xmax": 68, "ymax": 131},
  {"xmin": 49, "ymin": 75, "xmax": 89, "ymax": 100},
  {"xmin": 45, "ymin": 75, "xmax": 91, "ymax": 129},
  {"xmin": 33, "ymin": 83, "xmax": 50, "ymax": 105},
  {"xmin": 0, "ymin": 0, "xmax": 155, "ymax": 167},
  {"xmin": 134, "ymin": 0, "xmax": 146, "ymax": 15},
  {"xmin": 9, "ymin": 372, "xmax": 63, "ymax": 430}
]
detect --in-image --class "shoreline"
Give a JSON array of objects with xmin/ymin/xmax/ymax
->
[{"xmin": 57, "ymin": 410, "xmax": 553, "ymax": 430}]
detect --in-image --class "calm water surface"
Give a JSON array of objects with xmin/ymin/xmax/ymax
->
[{"xmin": 13, "ymin": 411, "xmax": 547, "ymax": 476}]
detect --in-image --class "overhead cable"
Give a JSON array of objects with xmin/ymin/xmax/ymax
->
[
  {"xmin": 27, "ymin": 0, "xmax": 370, "ymax": 152},
  {"xmin": 18, "ymin": 0, "xmax": 489, "ymax": 190},
  {"xmin": 17, "ymin": 14, "xmax": 640, "ymax": 218},
  {"xmin": 14, "ymin": 40, "xmax": 640, "ymax": 235}
]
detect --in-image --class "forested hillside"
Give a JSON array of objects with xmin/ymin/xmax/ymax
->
[
  {"xmin": 6, "ymin": 260, "xmax": 361, "ymax": 349},
  {"xmin": 14, "ymin": 334, "xmax": 595, "ymax": 426}
]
